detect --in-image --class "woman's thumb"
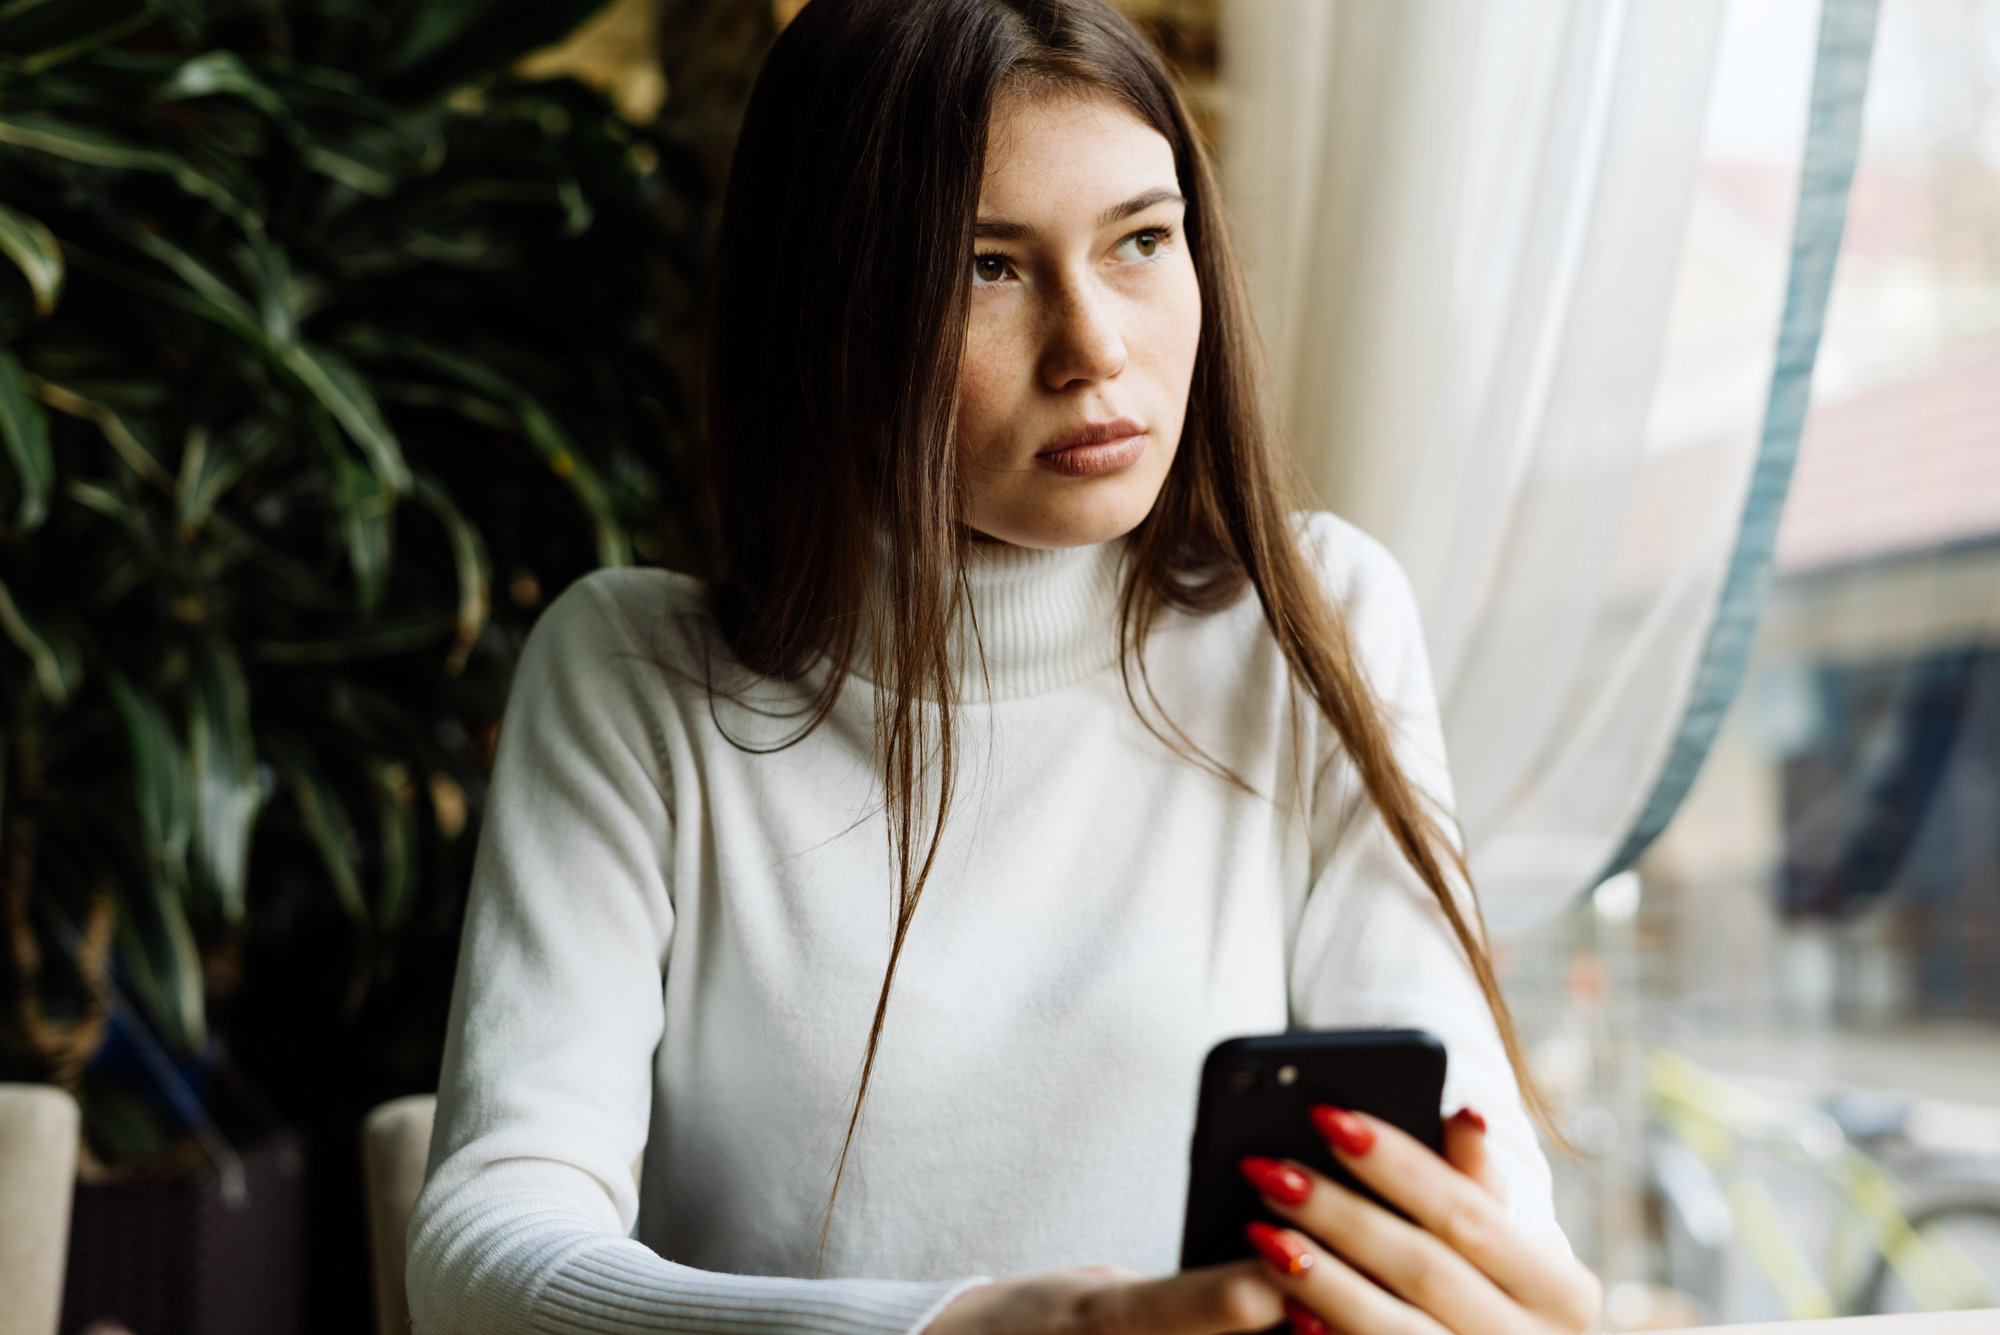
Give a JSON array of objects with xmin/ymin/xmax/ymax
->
[{"xmin": 1444, "ymin": 1106, "xmax": 1508, "ymax": 1203}]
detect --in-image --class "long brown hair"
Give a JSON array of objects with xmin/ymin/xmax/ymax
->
[{"xmin": 704, "ymin": 0, "xmax": 1556, "ymax": 1243}]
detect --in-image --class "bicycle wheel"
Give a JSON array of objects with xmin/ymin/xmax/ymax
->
[{"xmin": 1857, "ymin": 1189, "xmax": 2000, "ymax": 1314}]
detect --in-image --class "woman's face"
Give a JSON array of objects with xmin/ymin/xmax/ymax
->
[{"xmin": 955, "ymin": 89, "xmax": 1202, "ymax": 549}]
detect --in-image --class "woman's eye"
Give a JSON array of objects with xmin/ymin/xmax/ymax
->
[
  {"xmin": 1118, "ymin": 228, "xmax": 1166, "ymax": 260},
  {"xmin": 972, "ymin": 254, "xmax": 1010, "ymax": 284}
]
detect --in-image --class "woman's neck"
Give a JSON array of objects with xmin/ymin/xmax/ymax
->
[{"xmin": 856, "ymin": 535, "xmax": 1128, "ymax": 702}]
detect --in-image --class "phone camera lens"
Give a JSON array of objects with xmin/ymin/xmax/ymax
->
[{"xmin": 1276, "ymin": 1064, "xmax": 1299, "ymax": 1086}]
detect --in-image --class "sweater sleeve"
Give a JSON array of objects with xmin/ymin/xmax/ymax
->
[
  {"xmin": 406, "ymin": 574, "xmax": 984, "ymax": 1335},
  {"xmin": 1286, "ymin": 519, "xmax": 1564, "ymax": 1245}
]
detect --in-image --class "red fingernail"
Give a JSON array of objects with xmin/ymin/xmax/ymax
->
[
  {"xmin": 1239, "ymin": 1156, "xmax": 1312, "ymax": 1206},
  {"xmin": 1453, "ymin": 1106, "xmax": 1488, "ymax": 1134},
  {"xmin": 1283, "ymin": 1298, "xmax": 1331, "ymax": 1335},
  {"xmin": 1311, "ymin": 1105, "xmax": 1375, "ymax": 1157},
  {"xmin": 1246, "ymin": 1221, "xmax": 1315, "ymax": 1277}
]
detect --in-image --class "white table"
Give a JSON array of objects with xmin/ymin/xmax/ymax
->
[{"xmin": 1665, "ymin": 1311, "xmax": 1999, "ymax": 1333}]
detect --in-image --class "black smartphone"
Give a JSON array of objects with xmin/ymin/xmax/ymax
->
[{"xmin": 1179, "ymin": 1029, "xmax": 1447, "ymax": 1270}]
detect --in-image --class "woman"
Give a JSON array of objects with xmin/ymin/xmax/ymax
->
[{"xmin": 408, "ymin": 2, "xmax": 1602, "ymax": 1333}]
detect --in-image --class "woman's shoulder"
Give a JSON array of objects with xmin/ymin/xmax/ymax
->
[
  {"xmin": 554, "ymin": 564, "xmax": 710, "ymax": 619},
  {"xmin": 1287, "ymin": 511, "xmax": 1444, "ymax": 738},
  {"xmin": 1293, "ymin": 511, "xmax": 1424, "ymax": 638},
  {"xmin": 520, "ymin": 567, "xmax": 717, "ymax": 684}
]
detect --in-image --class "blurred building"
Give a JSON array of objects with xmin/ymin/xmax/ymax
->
[{"xmin": 1646, "ymin": 135, "xmax": 2000, "ymax": 1044}]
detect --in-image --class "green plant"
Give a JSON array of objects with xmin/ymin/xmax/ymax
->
[{"xmin": 0, "ymin": 0, "xmax": 704, "ymax": 1166}]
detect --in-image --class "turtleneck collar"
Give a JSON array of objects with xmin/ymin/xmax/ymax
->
[{"xmin": 853, "ymin": 536, "xmax": 1129, "ymax": 703}]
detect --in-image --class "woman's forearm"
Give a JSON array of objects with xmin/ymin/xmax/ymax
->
[{"xmin": 408, "ymin": 1156, "xmax": 984, "ymax": 1335}]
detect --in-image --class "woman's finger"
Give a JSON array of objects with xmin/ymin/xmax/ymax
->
[
  {"xmin": 1243, "ymin": 1222, "xmax": 1451, "ymax": 1335},
  {"xmin": 1310, "ymin": 1108, "xmax": 1599, "ymax": 1327},
  {"xmin": 1241, "ymin": 1164, "xmax": 1531, "ymax": 1335},
  {"xmin": 1441, "ymin": 1107, "xmax": 1506, "ymax": 1203},
  {"xmin": 1110, "ymin": 1261, "xmax": 1285, "ymax": 1335}
]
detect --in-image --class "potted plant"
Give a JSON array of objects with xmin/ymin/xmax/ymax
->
[{"xmin": 0, "ymin": 0, "xmax": 712, "ymax": 1328}]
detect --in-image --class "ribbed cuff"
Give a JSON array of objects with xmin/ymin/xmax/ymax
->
[{"xmin": 532, "ymin": 1238, "xmax": 989, "ymax": 1335}]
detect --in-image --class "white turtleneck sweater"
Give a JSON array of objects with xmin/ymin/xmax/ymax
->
[{"xmin": 407, "ymin": 513, "xmax": 1560, "ymax": 1335}]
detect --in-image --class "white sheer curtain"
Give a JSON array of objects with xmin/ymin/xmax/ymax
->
[{"xmin": 1223, "ymin": 0, "xmax": 1849, "ymax": 931}]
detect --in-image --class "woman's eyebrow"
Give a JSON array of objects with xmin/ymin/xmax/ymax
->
[
  {"xmin": 973, "ymin": 218, "xmax": 1037, "ymax": 241},
  {"xmin": 1097, "ymin": 187, "xmax": 1185, "ymax": 226},
  {"xmin": 971, "ymin": 188, "xmax": 1187, "ymax": 242}
]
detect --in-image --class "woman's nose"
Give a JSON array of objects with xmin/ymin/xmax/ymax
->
[{"xmin": 1039, "ymin": 280, "xmax": 1127, "ymax": 391}]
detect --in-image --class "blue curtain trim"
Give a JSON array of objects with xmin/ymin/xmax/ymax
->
[{"xmin": 1599, "ymin": 0, "xmax": 1883, "ymax": 882}]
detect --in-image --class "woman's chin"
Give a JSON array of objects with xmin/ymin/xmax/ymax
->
[
  {"xmin": 965, "ymin": 462, "xmax": 1172, "ymax": 550},
  {"xmin": 965, "ymin": 504, "xmax": 1157, "ymax": 550}
]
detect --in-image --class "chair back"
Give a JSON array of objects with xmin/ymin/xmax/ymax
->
[
  {"xmin": 0, "ymin": 1084, "xmax": 81, "ymax": 1335},
  {"xmin": 361, "ymin": 1094, "xmax": 437, "ymax": 1335}
]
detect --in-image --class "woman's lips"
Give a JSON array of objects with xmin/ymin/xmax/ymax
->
[{"xmin": 1035, "ymin": 419, "xmax": 1147, "ymax": 478}]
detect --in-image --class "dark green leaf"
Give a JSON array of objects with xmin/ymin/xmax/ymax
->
[
  {"xmin": 107, "ymin": 871, "xmax": 206, "ymax": 1054},
  {"xmin": 0, "ymin": 0, "xmax": 153, "ymax": 75},
  {"xmin": 187, "ymin": 637, "xmax": 259, "ymax": 926},
  {"xmin": 0, "ymin": 111, "xmax": 168, "ymax": 168},
  {"xmin": 517, "ymin": 397, "xmax": 628, "ymax": 567},
  {"xmin": 64, "ymin": 478, "xmax": 126, "ymax": 519},
  {"xmin": 232, "ymin": 235, "xmax": 301, "ymax": 344},
  {"xmin": 380, "ymin": 0, "xmax": 612, "ymax": 96},
  {"xmin": 175, "ymin": 418, "xmax": 275, "ymax": 535},
  {"xmin": 556, "ymin": 177, "xmax": 592, "ymax": 237},
  {"xmin": 120, "ymin": 231, "xmax": 410, "ymax": 489},
  {"xmin": 343, "ymin": 330, "xmax": 623, "ymax": 562},
  {"xmin": 326, "ymin": 433, "xmax": 394, "ymax": 615},
  {"xmin": 0, "ymin": 113, "xmax": 261, "ymax": 230},
  {"xmin": 247, "ymin": 613, "xmax": 457, "ymax": 666},
  {"xmin": 155, "ymin": 50, "xmax": 291, "ymax": 120},
  {"xmin": 83, "ymin": 234, "xmax": 271, "ymax": 356},
  {"xmin": 106, "ymin": 670, "xmax": 204, "ymax": 1052},
  {"xmin": 107, "ymin": 672, "xmax": 193, "ymax": 888},
  {"xmin": 366, "ymin": 758, "xmax": 416, "ymax": 931},
  {"xmin": 0, "ymin": 573, "xmax": 69, "ymax": 704},
  {"xmin": 34, "ymin": 378, "xmax": 174, "ymax": 489},
  {"xmin": 120, "ymin": 227, "xmax": 263, "ymax": 342},
  {"xmin": 255, "ymin": 58, "xmax": 405, "ymax": 125},
  {"xmin": 411, "ymin": 471, "xmax": 489, "ymax": 673},
  {"xmin": 159, "ymin": 52, "xmax": 406, "ymax": 197},
  {"xmin": 267, "ymin": 734, "xmax": 378, "ymax": 1017},
  {"xmin": 267, "ymin": 735, "xmax": 368, "ymax": 927},
  {"xmin": 344, "ymin": 327, "xmax": 513, "ymax": 397},
  {"xmin": 284, "ymin": 345, "xmax": 410, "ymax": 492},
  {"xmin": 0, "ymin": 200, "xmax": 63, "ymax": 315},
  {"xmin": 302, "ymin": 138, "xmax": 400, "ymax": 197},
  {"xmin": 64, "ymin": 479, "xmax": 125, "ymax": 518},
  {"xmin": 370, "ymin": 377, "xmax": 513, "ymax": 429},
  {"xmin": 58, "ymin": 239, "xmax": 244, "ymax": 329},
  {"xmin": 0, "ymin": 0, "xmax": 704, "ymax": 1160},
  {"xmin": 43, "ymin": 377, "xmax": 170, "ymax": 414},
  {"xmin": 0, "ymin": 346, "xmax": 52, "ymax": 531}
]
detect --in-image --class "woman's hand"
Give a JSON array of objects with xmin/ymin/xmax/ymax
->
[
  {"xmin": 1237, "ymin": 1107, "xmax": 1601, "ymax": 1335},
  {"xmin": 926, "ymin": 1260, "xmax": 1284, "ymax": 1335}
]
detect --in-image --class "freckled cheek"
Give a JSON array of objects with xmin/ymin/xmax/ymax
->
[
  {"xmin": 955, "ymin": 317, "xmax": 1034, "ymax": 465},
  {"xmin": 1133, "ymin": 273, "xmax": 1203, "ymax": 421},
  {"xmin": 1171, "ymin": 273, "xmax": 1204, "ymax": 374}
]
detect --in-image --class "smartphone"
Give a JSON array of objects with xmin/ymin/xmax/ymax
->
[{"xmin": 1179, "ymin": 1029, "xmax": 1447, "ymax": 1270}]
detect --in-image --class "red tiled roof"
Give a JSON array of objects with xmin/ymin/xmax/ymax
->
[{"xmin": 1776, "ymin": 339, "xmax": 2000, "ymax": 572}]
